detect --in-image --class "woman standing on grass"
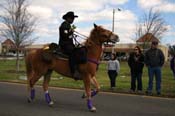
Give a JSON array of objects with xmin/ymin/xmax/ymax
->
[
  {"xmin": 128, "ymin": 46, "xmax": 144, "ymax": 93},
  {"xmin": 107, "ymin": 53, "xmax": 120, "ymax": 90},
  {"xmin": 169, "ymin": 45, "xmax": 175, "ymax": 79}
]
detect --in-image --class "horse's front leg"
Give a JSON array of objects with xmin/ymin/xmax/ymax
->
[
  {"xmin": 82, "ymin": 76, "xmax": 100, "ymax": 98},
  {"xmin": 43, "ymin": 70, "xmax": 54, "ymax": 106},
  {"xmin": 83, "ymin": 75, "xmax": 96, "ymax": 112},
  {"xmin": 91, "ymin": 76, "xmax": 100, "ymax": 96}
]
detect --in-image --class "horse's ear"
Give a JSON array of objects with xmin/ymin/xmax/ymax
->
[{"xmin": 94, "ymin": 23, "xmax": 98, "ymax": 28}]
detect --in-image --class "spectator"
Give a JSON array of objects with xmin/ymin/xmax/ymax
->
[
  {"xmin": 170, "ymin": 56, "xmax": 175, "ymax": 79},
  {"xmin": 128, "ymin": 46, "xmax": 144, "ymax": 94},
  {"xmin": 107, "ymin": 53, "xmax": 120, "ymax": 90},
  {"xmin": 169, "ymin": 45, "xmax": 175, "ymax": 79},
  {"xmin": 145, "ymin": 40, "xmax": 165, "ymax": 95}
]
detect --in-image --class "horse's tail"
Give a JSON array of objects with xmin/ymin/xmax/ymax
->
[
  {"xmin": 25, "ymin": 54, "xmax": 32, "ymax": 76},
  {"xmin": 25, "ymin": 52, "xmax": 33, "ymax": 90}
]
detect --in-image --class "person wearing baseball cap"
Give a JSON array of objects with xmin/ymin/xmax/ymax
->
[{"xmin": 145, "ymin": 40, "xmax": 165, "ymax": 96}]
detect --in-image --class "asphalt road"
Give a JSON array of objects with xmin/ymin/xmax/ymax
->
[{"xmin": 0, "ymin": 82, "xmax": 175, "ymax": 116}]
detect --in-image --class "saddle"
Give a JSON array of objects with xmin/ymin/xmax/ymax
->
[
  {"xmin": 44, "ymin": 43, "xmax": 87, "ymax": 63},
  {"xmin": 48, "ymin": 43, "xmax": 69, "ymax": 59},
  {"xmin": 42, "ymin": 43, "xmax": 87, "ymax": 80}
]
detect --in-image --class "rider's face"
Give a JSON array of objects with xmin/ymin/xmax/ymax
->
[{"xmin": 67, "ymin": 17, "xmax": 74, "ymax": 24}]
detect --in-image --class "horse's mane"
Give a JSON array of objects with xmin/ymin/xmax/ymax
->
[
  {"xmin": 89, "ymin": 25, "xmax": 103, "ymax": 38},
  {"xmin": 84, "ymin": 25, "xmax": 104, "ymax": 47}
]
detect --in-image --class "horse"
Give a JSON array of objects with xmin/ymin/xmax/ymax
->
[{"xmin": 25, "ymin": 24, "xmax": 119, "ymax": 112}]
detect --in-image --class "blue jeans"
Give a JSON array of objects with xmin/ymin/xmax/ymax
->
[
  {"xmin": 108, "ymin": 70, "xmax": 118, "ymax": 87},
  {"xmin": 147, "ymin": 66, "xmax": 162, "ymax": 93}
]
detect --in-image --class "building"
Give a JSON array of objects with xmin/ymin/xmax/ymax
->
[
  {"xmin": 1, "ymin": 39, "xmax": 16, "ymax": 56},
  {"xmin": 0, "ymin": 39, "xmax": 25, "ymax": 56},
  {"xmin": 1, "ymin": 39, "xmax": 16, "ymax": 51},
  {"xmin": 103, "ymin": 33, "xmax": 168, "ymax": 61},
  {"xmin": 136, "ymin": 33, "xmax": 160, "ymax": 43},
  {"xmin": 25, "ymin": 44, "xmax": 49, "ymax": 52}
]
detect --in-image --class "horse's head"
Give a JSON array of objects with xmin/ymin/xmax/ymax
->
[{"xmin": 89, "ymin": 24, "xmax": 119, "ymax": 44}]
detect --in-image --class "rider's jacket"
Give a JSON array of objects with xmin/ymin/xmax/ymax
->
[{"xmin": 59, "ymin": 21, "xmax": 75, "ymax": 54}]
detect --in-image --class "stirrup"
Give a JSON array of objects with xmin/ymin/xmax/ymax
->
[{"xmin": 73, "ymin": 71, "xmax": 81, "ymax": 80}]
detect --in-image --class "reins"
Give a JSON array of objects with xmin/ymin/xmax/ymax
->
[
  {"xmin": 74, "ymin": 31, "xmax": 88, "ymax": 39},
  {"xmin": 73, "ymin": 31, "xmax": 102, "ymax": 67},
  {"xmin": 73, "ymin": 31, "xmax": 88, "ymax": 47}
]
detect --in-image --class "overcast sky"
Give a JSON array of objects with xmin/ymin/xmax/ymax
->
[{"xmin": 1, "ymin": 0, "xmax": 175, "ymax": 45}]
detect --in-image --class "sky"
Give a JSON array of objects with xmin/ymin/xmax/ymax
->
[{"xmin": 0, "ymin": 0, "xmax": 175, "ymax": 45}]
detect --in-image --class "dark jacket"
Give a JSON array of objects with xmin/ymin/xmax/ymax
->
[
  {"xmin": 128, "ymin": 52, "xmax": 144, "ymax": 73},
  {"xmin": 145, "ymin": 48, "xmax": 165, "ymax": 67},
  {"xmin": 170, "ymin": 56, "xmax": 175, "ymax": 74},
  {"xmin": 59, "ymin": 21, "xmax": 75, "ymax": 55}
]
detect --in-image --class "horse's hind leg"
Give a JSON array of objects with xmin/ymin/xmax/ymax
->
[
  {"xmin": 27, "ymin": 85, "xmax": 35, "ymax": 103},
  {"xmin": 27, "ymin": 71, "xmax": 35, "ymax": 102},
  {"xmin": 43, "ymin": 69, "xmax": 54, "ymax": 106},
  {"xmin": 27, "ymin": 72, "xmax": 41, "ymax": 103}
]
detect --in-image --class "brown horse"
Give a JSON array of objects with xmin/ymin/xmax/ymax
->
[{"xmin": 25, "ymin": 24, "xmax": 119, "ymax": 112}]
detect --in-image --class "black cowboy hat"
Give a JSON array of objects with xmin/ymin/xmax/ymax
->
[{"xmin": 62, "ymin": 11, "xmax": 78, "ymax": 20}]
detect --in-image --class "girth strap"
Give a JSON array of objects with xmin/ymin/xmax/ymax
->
[{"xmin": 87, "ymin": 58, "xmax": 99, "ymax": 70}]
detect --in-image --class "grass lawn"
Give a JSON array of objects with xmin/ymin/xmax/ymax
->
[{"xmin": 0, "ymin": 58, "xmax": 175, "ymax": 97}]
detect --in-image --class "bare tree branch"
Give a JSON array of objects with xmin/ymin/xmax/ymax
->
[
  {"xmin": 135, "ymin": 8, "xmax": 167, "ymax": 49},
  {"xmin": 0, "ymin": 0, "xmax": 38, "ymax": 71}
]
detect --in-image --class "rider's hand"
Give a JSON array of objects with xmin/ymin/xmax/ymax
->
[{"xmin": 71, "ymin": 25, "xmax": 76, "ymax": 31}]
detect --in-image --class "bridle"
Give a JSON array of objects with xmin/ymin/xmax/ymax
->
[
  {"xmin": 73, "ymin": 30, "xmax": 115, "ymax": 68},
  {"xmin": 86, "ymin": 32, "xmax": 114, "ymax": 68}
]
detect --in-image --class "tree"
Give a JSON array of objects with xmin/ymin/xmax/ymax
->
[
  {"xmin": 0, "ymin": 0, "xmax": 37, "ymax": 71},
  {"xmin": 135, "ymin": 8, "xmax": 167, "ymax": 49}
]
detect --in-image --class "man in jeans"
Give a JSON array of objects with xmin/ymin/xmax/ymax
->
[{"xmin": 145, "ymin": 40, "xmax": 165, "ymax": 95}]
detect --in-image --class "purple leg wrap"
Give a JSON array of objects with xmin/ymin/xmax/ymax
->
[
  {"xmin": 91, "ymin": 90, "xmax": 97, "ymax": 97},
  {"xmin": 30, "ymin": 89, "xmax": 35, "ymax": 100},
  {"xmin": 45, "ymin": 93, "xmax": 51, "ymax": 104},
  {"xmin": 87, "ymin": 99, "xmax": 93, "ymax": 110}
]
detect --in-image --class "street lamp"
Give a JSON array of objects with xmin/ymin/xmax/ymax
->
[
  {"xmin": 112, "ymin": 8, "xmax": 121, "ymax": 32},
  {"xmin": 111, "ymin": 8, "xmax": 121, "ymax": 54}
]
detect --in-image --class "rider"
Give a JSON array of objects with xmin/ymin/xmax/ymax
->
[{"xmin": 58, "ymin": 11, "xmax": 78, "ymax": 77}]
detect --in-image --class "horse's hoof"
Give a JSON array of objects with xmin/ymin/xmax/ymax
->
[
  {"xmin": 89, "ymin": 106, "xmax": 96, "ymax": 112},
  {"xmin": 27, "ymin": 98, "xmax": 32, "ymax": 103},
  {"xmin": 81, "ymin": 93, "xmax": 86, "ymax": 99},
  {"xmin": 27, "ymin": 98, "xmax": 31, "ymax": 103},
  {"xmin": 48, "ymin": 101, "xmax": 54, "ymax": 106}
]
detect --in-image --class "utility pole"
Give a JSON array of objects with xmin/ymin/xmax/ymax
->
[
  {"xmin": 112, "ymin": 8, "xmax": 121, "ymax": 32},
  {"xmin": 112, "ymin": 9, "xmax": 115, "ymax": 32},
  {"xmin": 111, "ymin": 8, "xmax": 121, "ymax": 54}
]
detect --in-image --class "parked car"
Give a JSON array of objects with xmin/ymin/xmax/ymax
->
[{"xmin": 6, "ymin": 52, "xmax": 24, "ymax": 57}]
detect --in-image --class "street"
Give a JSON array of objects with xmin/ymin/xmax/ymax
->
[{"xmin": 0, "ymin": 82, "xmax": 175, "ymax": 116}]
